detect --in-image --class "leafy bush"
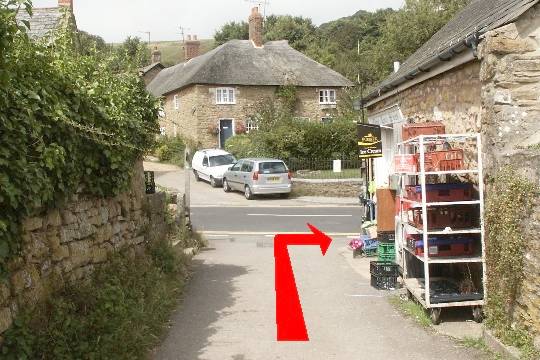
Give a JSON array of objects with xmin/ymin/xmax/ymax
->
[
  {"xmin": 1, "ymin": 241, "xmax": 187, "ymax": 359},
  {"xmin": 225, "ymin": 120, "xmax": 357, "ymax": 160},
  {"xmin": 155, "ymin": 136, "xmax": 186, "ymax": 165},
  {"xmin": 0, "ymin": 1, "xmax": 160, "ymax": 272}
]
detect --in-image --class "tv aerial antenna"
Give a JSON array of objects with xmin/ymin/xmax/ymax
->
[
  {"xmin": 244, "ymin": 0, "xmax": 270, "ymax": 20},
  {"xmin": 138, "ymin": 31, "xmax": 151, "ymax": 44},
  {"xmin": 178, "ymin": 26, "xmax": 191, "ymax": 43}
]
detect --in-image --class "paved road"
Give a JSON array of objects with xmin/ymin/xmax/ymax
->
[
  {"xmin": 191, "ymin": 206, "xmax": 362, "ymax": 235},
  {"xmin": 148, "ymin": 161, "xmax": 483, "ymax": 360},
  {"xmin": 152, "ymin": 235, "xmax": 483, "ymax": 360},
  {"xmin": 144, "ymin": 162, "xmax": 358, "ymax": 207}
]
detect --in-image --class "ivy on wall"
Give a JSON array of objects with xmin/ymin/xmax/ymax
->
[
  {"xmin": 0, "ymin": 1, "xmax": 160, "ymax": 274},
  {"xmin": 484, "ymin": 166, "xmax": 539, "ymax": 356}
]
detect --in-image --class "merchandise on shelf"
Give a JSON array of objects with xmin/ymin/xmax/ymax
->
[
  {"xmin": 405, "ymin": 183, "xmax": 473, "ymax": 203},
  {"xmin": 409, "ymin": 205, "xmax": 478, "ymax": 230},
  {"xmin": 413, "ymin": 237, "xmax": 475, "ymax": 257},
  {"xmin": 415, "ymin": 149, "xmax": 464, "ymax": 172},
  {"xmin": 402, "ymin": 122, "xmax": 446, "ymax": 141}
]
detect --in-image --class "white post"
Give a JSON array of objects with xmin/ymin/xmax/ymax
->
[
  {"xmin": 419, "ymin": 135, "xmax": 431, "ymax": 307},
  {"xmin": 333, "ymin": 159, "xmax": 342, "ymax": 173}
]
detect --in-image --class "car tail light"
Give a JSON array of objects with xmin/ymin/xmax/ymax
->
[
  {"xmin": 288, "ymin": 171, "xmax": 292, "ymax": 180},
  {"xmin": 252, "ymin": 171, "xmax": 259, "ymax": 181}
]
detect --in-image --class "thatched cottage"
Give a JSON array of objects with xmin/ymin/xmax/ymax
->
[{"xmin": 146, "ymin": 7, "xmax": 353, "ymax": 148}]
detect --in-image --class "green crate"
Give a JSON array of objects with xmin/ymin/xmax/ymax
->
[
  {"xmin": 378, "ymin": 254, "xmax": 395, "ymax": 262},
  {"xmin": 378, "ymin": 243, "xmax": 395, "ymax": 255}
]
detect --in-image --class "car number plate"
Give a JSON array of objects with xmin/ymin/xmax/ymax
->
[{"xmin": 267, "ymin": 176, "xmax": 281, "ymax": 183}]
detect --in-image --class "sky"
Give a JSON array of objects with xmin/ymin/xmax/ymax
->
[{"xmin": 32, "ymin": 0, "xmax": 404, "ymax": 43}]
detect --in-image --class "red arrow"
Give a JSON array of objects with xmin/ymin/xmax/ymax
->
[{"xmin": 274, "ymin": 223, "xmax": 332, "ymax": 341}]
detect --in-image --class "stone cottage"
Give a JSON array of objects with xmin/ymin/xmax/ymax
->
[
  {"xmin": 365, "ymin": 0, "xmax": 540, "ymax": 339},
  {"xmin": 16, "ymin": 0, "xmax": 77, "ymax": 40},
  {"xmin": 146, "ymin": 7, "xmax": 353, "ymax": 148}
]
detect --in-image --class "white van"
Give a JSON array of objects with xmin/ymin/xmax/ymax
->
[{"xmin": 191, "ymin": 149, "xmax": 236, "ymax": 187}]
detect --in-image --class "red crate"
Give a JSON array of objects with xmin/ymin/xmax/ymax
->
[
  {"xmin": 415, "ymin": 239, "xmax": 475, "ymax": 257},
  {"xmin": 405, "ymin": 183, "xmax": 473, "ymax": 203},
  {"xmin": 415, "ymin": 149, "xmax": 464, "ymax": 172},
  {"xmin": 410, "ymin": 206, "xmax": 477, "ymax": 230},
  {"xmin": 402, "ymin": 122, "xmax": 446, "ymax": 141}
]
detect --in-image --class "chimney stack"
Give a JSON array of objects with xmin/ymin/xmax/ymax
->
[
  {"xmin": 152, "ymin": 46, "xmax": 162, "ymax": 63},
  {"xmin": 249, "ymin": 7, "xmax": 263, "ymax": 47},
  {"xmin": 184, "ymin": 34, "xmax": 200, "ymax": 61},
  {"xmin": 58, "ymin": 0, "xmax": 73, "ymax": 9}
]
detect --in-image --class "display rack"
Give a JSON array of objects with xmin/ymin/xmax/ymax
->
[{"xmin": 395, "ymin": 133, "xmax": 486, "ymax": 324}]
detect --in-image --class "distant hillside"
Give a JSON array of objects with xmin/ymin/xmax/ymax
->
[{"xmin": 146, "ymin": 39, "xmax": 215, "ymax": 67}]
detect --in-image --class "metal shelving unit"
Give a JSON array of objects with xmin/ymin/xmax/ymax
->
[{"xmin": 395, "ymin": 133, "xmax": 486, "ymax": 324}]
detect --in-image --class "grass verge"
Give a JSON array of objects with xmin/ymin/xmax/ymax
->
[
  {"xmin": 1, "ymin": 238, "xmax": 192, "ymax": 359},
  {"xmin": 291, "ymin": 182, "xmax": 360, "ymax": 198},
  {"xmin": 388, "ymin": 295, "xmax": 432, "ymax": 328}
]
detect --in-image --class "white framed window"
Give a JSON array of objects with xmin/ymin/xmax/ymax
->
[
  {"xmin": 173, "ymin": 95, "xmax": 179, "ymax": 110},
  {"xmin": 159, "ymin": 127, "xmax": 166, "ymax": 136},
  {"xmin": 319, "ymin": 89, "xmax": 337, "ymax": 105},
  {"xmin": 321, "ymin": 116, "xmax": 333, "ymax": 124},
  {"xmin": 216, "ymin": 87, "xmax": 236, "ymax": 104},
  {"xmin": 246, "ymin": 118, "xmax": 259, "ymax": 133}
]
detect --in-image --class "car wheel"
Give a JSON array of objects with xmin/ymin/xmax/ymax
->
[
  {"xmin": 244, "ymin": 185, "xmax": 254, "ymax": 200},
  {"xmin": 194, "ymin": 170, "xmax": 201, "ymax": 181},
  {"xmin": 223, "ymin": 178, "xmax": 231, "ymax": 192},
  {"xmin": 210, "ymin": 176, "xmax": 217, "ymax": 188},
  {"xmin": 279, "ymin": 193, "xmax": 290, "ymax": 199}
]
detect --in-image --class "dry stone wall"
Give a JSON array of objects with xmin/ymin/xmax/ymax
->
[
  {"xmin": 479, "ymin": 4, "xmax": 540, "ymax": 338},
  {"xmin": 0, "ymin": 161, "xmax": 168, "ymax": 336}
]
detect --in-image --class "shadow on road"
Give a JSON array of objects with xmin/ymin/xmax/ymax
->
[{"xmin": 152, "ymin": 258, "xmax": 249, "ymax": 360}]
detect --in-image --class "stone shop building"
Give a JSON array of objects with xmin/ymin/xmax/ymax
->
[
  {"xmin": 146, "ymin": 7, "xmax": 353, "ymax": 148},
  {"xmin": 365, "ymin": 0, "xmax": 540, "ymax": 341}
]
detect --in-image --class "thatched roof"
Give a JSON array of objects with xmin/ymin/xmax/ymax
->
[
  {"xmin": 367, "ymin": 0, "xmax": 539, "ymax": 104},
  {"xmin": 147, "ymin": 40, "xmax": 353, "ymax": 96}
]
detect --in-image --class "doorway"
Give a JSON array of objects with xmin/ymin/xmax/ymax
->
[{"xmin": 219, "ymin": 119, "xmax": 234, "ymax": 148}]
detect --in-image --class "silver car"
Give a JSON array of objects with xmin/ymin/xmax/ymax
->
[{"xmin": 222, "ymin": 158, "xmax": 292, "ymax": 200}]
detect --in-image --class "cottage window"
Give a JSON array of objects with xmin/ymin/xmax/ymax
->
[
  {"xmin": 159, "ymin": 127, "xmax": 166, "ymax": 136},
  {"xmin": 246, "ymin": 118, "xmax": 259, "ymax": 133},
  {"xmin": 173, "ymin": 95, "xmax": 180, "ymax": 110},
  {"xmin": 216, "ymin": 88, "xmax": 236, "ymax": 104},
  {"xmin": 319, "ymin": 89, "xmax": 337, "ymax": 105}
]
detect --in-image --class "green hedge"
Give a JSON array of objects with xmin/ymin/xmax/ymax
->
[
  {"xmin": 155, "ymin": 136, "xmax": 186, "ymax": 166},
  {"xmin": 225, "ymin": 120, "xmax": 357, "ymax": 160},
  {"xmin": 0, "ymin": 2, "xmax": 159, "ymax": 272}
]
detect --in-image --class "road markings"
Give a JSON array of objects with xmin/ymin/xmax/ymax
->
[
  {"xmin": 345, "ymin": 294, "xmax": 385, "ymax": 298},
  {"xmin": 247, "ymin": 214, "xmax": 353, "ymax": 217},
  {"xmin": 200, "ymin": 231, "xmax": 359, "ymax": 236}
]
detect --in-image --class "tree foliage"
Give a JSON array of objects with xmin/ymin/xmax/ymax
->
[
  {"xmin": 213, "ymin": 0, "xmax": 469, "ymax": 86},
  {"xmin": 0, "ymin": 0, "xmax": 159, "ymax": 273}
]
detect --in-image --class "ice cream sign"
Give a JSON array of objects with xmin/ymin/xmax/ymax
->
[{"xmin": 357, "ymin": 124, "xmax": 383, "ymax": 159}]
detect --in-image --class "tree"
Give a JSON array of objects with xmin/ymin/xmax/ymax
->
[
  {"xmin": 77, "ymin": 30, "xmax": 108, "ymax": 56},
  {"xmin": 108, "ymin": 36, "xmax": 151, "ymax": 72},
  {"xmin": 214, "ymin": 21, "xmax": 248, "ymax": 46},
  {"xmin": 264, "ymin": 15, "xmax": 317, "ymax": 51}
]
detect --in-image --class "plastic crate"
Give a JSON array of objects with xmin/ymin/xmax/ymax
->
[
  {"xmin": 371, "ymin": 274, "xmax": 398, "ymax": 290},
  {"xmin": 378, "ymin": 231, "xmax": 396, "ymax": 243},
  {"xmin": 405, "ymin": 183, "xmax": 473, "ymax": 203},
  {"xmin": 378, "ymin": 243, "xmax": 395, "ymax": 255},
  {"xmin": 410, "ymin": 206, "xmax": 477, "ymax": 230},
  {"xmin": 415, "ymin": 237, "xmax": 475, "ymax": 257},
  {"xmin": 415, "ymin": 149, "xmax": 464, "ymax": 172},
  {"xmin": 370, "ymin": 261, "xmax": 399, "ymax": 277},
  {"xmin": 402, "ymin": 122, "xmax": 446, "ymax": 141}
]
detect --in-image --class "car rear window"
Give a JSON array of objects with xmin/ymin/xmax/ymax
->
[
  {"xmin": 209, "ymin": 154, "xmax": 236, "ymax": 167},
  {"xmin": 259, "ymin": 162, "xmax": 287, "ymax": 174}
]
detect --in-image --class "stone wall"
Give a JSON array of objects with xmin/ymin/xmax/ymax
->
[
  {"xmin": 368, "ymin": 60, "xmax": 482, "ymax": 135},
  {"xmin": 0, "ymin": 161, "xmax": 168, "ymax": 336},
  {"xmin": 479, "ymin": 4, "xmax": 540, "ymax": 337},
  {"xmin": 159, "ymin": 84, "xmax": 343, "ymax": 148}
]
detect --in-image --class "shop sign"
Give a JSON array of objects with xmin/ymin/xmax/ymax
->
[{"xmin": 357, "ymin": 124, "xmax": 383, "ymax": 159}]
